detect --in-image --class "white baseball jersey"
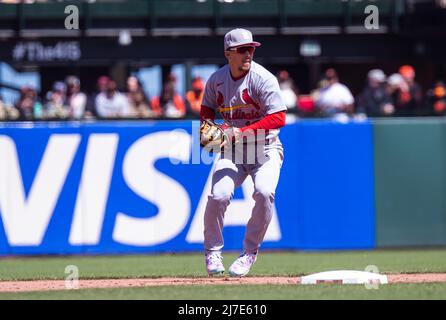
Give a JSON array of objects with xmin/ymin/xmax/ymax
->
[
  {"xmin": 202, "ymin": 61, "xmax": 287, "ymax": 142},
  {"xmin": 202, "ymin": 61, "xmax": 285, "ymax": 256}
]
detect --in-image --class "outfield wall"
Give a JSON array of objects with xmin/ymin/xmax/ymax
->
[
  {"xmin": 0, "ymin": 120, "xmax": 375, "ymax": 254},
  {"xmin": 373, "ymin": 118, "xmax": 446, "ymax": 246},
  {"xmin": 3, "ymin": 118, "xmax": 445, "ymax": 255}
]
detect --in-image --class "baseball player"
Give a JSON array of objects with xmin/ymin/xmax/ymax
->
[{"xmin": 200, "ymin": 28, "xmax": 287, "ymax": 277}]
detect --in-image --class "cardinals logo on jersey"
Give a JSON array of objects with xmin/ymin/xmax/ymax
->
[
  {"xmin": 217, "ymin": 89, "xmax": 262, "ymax": 121},
  {"xmin": 241, "ymin": 89, "xmax": 260, "ymax": 110}
]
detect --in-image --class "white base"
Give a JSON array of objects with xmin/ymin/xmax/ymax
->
[{"xmin": 300, "ymin": 270, "xmax": 388, "ymax": 285}]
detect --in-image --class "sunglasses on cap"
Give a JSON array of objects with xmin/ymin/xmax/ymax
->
[{"xmin": 228, "ymin": 46, "xmax": 255, "ymax": 54}]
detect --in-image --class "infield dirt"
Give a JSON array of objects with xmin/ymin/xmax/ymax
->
[{"xmin": 1, "ymin": 273, "xmax": 446, "ymax": 292}]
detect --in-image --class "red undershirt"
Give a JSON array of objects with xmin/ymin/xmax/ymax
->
[{"xmin": 200, "ymin": 105, "xmax": 286, "ymax": 133}]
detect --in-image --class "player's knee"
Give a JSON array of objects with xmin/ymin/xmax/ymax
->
[
  {"xmin": 253, "ymin": 187, "xmax": 275, "ymax": 203},
  {"xmin": 210, "ymin": 189, "xmax": 233, "ymax": 204}
]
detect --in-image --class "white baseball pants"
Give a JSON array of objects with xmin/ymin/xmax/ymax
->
[{"xmin": 203, "ymin": 144, "xmax": 283, "ymax": 254}]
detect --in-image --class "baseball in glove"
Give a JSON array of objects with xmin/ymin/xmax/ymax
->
[{"xmin": 199, "ymin": 119, "xmax": 227, "ymax": 151}]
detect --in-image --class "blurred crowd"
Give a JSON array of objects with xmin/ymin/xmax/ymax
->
[
  {"xmin": 282, "ymin": 65, "xmax": 446, "ymax": 121},
  {"xmin": 1, "ymin": 64, "xmax": 446, "ymax": 121},
  {"xmin": 0, "ymin": 73, "xmax": 197, "ymax": 121}
]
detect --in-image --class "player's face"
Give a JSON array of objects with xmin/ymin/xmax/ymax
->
[{"xmin": 226, "ymin": 46, "xmax": 255, "ymax": 72}]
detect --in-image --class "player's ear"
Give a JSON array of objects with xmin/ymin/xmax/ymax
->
[{"xmin": 224, "ymin": 50, "xmax": 230, "ymax": 60}]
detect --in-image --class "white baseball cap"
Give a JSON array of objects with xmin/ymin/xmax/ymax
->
[
  {"xmin": 388, "ymin": 73, "xmax": 404, "ymax": 86},
  {"xmin": 224, "ymin": 28, "xmax": 261, "ymax": 51},
  {"xmin": 367, "ymin": 69, "xmax": 386, "ymax": 82}
]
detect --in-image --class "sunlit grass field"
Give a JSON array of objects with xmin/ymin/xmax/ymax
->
[{"xmin": 1, "ymin": 249, "xmax": 445, "ymax": 299}]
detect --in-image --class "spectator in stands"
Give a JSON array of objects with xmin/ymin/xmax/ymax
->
[
  {"xmin": 185, "ymin": 76, "xmax": 205, "ymax": 118},
  {"xmin": 0, "ymin": 94, "xmax": 7, "ymax": 121},
  {"xmin": 86, "ymin": 75, "xmax": 110, "ymax": 119},
  {"xmin": 126, "ymin": 76, "xmax": 157, "ymax": 118},
  {"xmin": 152, "ymin": 73, "xmax": 186, "ymax": 118},
  {"xmin": 65, "ymin": 75, "xmax": 87, "ymax": 120},
  {"xmin": 387, "ymin": 72, "xmax": 411, "ymax": 116},
  {"xmin": 45, "ymin": 81, "xmax": 69, "ymax": 119},
  {"xmin": 277, "ymin": 70, "xmax": 299, "ymax": 111},
  {"xmin": 16, "ymin": 86, "xmax": 43, "ymax": 120},
  {"xmin": 0, "ymin": 94, "xmax": 19, "ymax": 120},
  {"xmin": 356, "ymin": 69, "xmax": 394, "ymax": 117},
  {"xmin": 398, "ymin": 65, "xmax": 424, "ymax": 115},
  {"xmin": 0, "ymin": 95, "xmax": 5, "ymax": 120},
  {"xmin": 426, "ymin": 81, "xmax": 446, "ymax": 116},
  {"xmin": 315, "ymin": 68, "xmax": 354, "ymax": 120},
  {"xmin": 311, "ymin": 78, "xmax": 329, "ymax": 103},
  {"xmin": 97, "ymin": 76, "xmax": 110, "ymax": 93},
  {"xmin": 95, "ymin": 79, "xmax": 130, "ymax": 118}
]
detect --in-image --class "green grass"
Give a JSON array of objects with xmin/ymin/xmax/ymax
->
[
  {"xmin": 1, "ymin": 283, "xmax": 446, "ymax": 300},
  {"xmin": 0, "ymin": 249, "xmax": 445, "ymax": 299},
  {"xmin": 1, "ymin": 249, "xmax": 445, "ymax": 281}
]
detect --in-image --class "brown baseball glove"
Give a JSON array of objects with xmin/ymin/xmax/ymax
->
[{"xmin": 199, "ymin": 119, "xmax": 226, "ymax": 151}]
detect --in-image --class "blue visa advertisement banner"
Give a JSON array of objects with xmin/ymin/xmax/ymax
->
[{"xmin": 0, "ymin": 120, "xmax": 375, "ymax": 255}]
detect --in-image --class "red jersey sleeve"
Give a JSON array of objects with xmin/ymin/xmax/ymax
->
[
  {"xmin": 240, "ymin": 111, "xmax": 286, "ymax": 133},
  {"xmin": 200, "ymin": 105, "xmax": 216, "ymax": 122}
]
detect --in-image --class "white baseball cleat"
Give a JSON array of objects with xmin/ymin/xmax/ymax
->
[
  {"xmin": 205, "ymin": 251, "xmax": 225, "ymax": 276},
  {"xmin": 228, "ymin": 252, "xmax": 257, "ymax": 277}
]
